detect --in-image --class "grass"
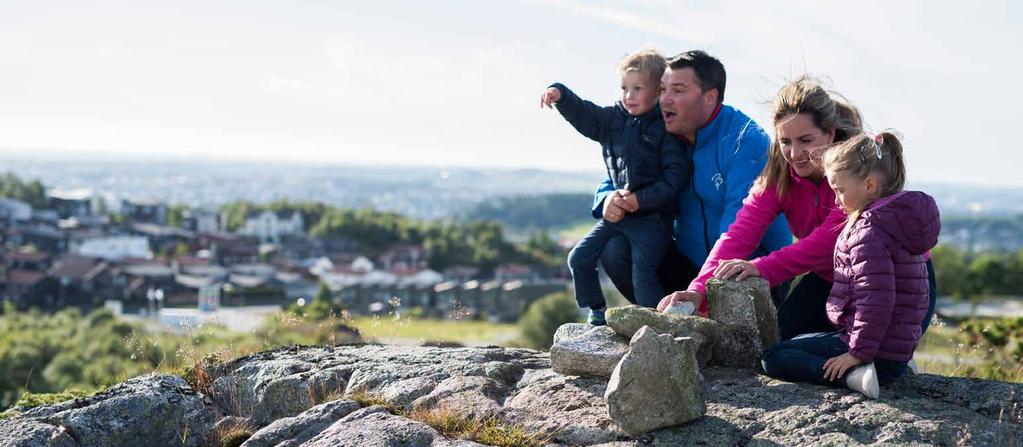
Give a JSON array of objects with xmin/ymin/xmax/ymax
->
[
  {"xmin": 349, "ymin": 316, "xmax": 519, "ymax": 347},
  {"xmin": 915, "ymin": 318, "xmax": 1023, "ymax": 382},
  {"xmin": 407, "ymin": 406, "xmax": 548, "ymax": 447},
  {"xmin": 213, "ymin": 419, "xmax": 255, "ymax": 447}
]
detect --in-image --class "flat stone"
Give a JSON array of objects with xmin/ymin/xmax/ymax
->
[{"xmin": 551, "ymin": 325, "xmax": 630, "ymax": 378}]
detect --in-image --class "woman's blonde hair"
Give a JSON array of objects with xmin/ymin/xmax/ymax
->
[
  {"xmin": 822, "ymin": 131, "xmax": 908, "ymax": 230},
  {"xmin": 752, "ymin": 75, "xmax": 863, "ymax": 199}
]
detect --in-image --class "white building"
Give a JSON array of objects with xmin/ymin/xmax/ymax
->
[
  {"xmin": 77, "ymin": 236, "xmax": 152, "ymax": 261},
  {"xmin": 241, "ymin": 210, "xmax": 304, "ymax": 243}
]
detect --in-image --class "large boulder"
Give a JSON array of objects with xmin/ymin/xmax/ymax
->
[
  {"xmin": 7, "ymin": 374, "xmax": 215, "ymax": 447},
  {"xmin": 605, "ymin": 326, "xmax": 705, "ymax": 435},
  {"xmin": 605, "ymin": 305, "xmax": 723, "ymax": 367},
  {"xmin": 550, "ymin": 324, "xmax": 630, "ymax": 378},
  {"xmin": 706, "ymin": 277, "xmax": 780, "ymax": 368}
]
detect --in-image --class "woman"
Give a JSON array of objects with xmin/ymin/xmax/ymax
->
[{"xmin": 657, "ymin": 75, "xmax": 862, "ymax": 339}]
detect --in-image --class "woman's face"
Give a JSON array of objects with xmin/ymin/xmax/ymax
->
[{"xmin": 776, "ymin": 113, "xmax": 835, "ymax": 179}]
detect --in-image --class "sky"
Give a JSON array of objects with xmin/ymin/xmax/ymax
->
[{"xmin": 1, "ymin": 0, "xmax": 1021, "ymax": 186}]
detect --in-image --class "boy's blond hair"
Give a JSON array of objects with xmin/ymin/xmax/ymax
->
[{"xmin": 618, "ymin": 49, "xmax": 666, "ymax": 85}]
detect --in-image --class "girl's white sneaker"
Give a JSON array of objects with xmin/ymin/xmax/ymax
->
[{"xmin": 846, "ymin": 363, "xmax": 880, "ymax": 399}]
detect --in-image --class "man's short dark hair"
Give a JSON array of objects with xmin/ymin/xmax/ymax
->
[{"xmin": 667, "ymin": 50, "xmax": 726, "ymax": 103}]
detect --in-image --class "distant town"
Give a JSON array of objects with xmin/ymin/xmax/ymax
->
[
  {"xmin": 0, "ymin": 181, "xmax": 571, "ymax": 324},
  {"xmin": 3, "ymin": 156, "xmax": 1022, "ymax": 325}
]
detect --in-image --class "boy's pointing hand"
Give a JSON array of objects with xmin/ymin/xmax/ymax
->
[{"xmin": 540, "ymin": 87, "xmax": 561, "ymax": 109}]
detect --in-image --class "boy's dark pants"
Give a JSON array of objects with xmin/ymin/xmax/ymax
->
[
  {"xmin": 568, "ymin": 214, "xmax": 671, "ymax": 309},
  {"xmin": 761, "ymin": 332, "xmax": 908, "ymax": 387}
]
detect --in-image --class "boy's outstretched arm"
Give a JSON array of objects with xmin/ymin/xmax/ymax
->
[
  {"xmin": 633, "ymin": 134, "xmax": 689, "ymax": 212},
  {"xmin": 547, "ymin": 83, "xmax": 615, "ymax": 144}
]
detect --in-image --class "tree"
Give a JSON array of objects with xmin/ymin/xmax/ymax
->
[
  {"xmin": 931, "ymin": 245, "xmax": 969, "ymax": 299},
  {"xmin": 517, "ymin": 292, "xmax": 582, "ymax": 350}
]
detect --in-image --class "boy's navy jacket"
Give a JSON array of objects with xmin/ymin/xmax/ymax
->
[{"xmin": 551, "ymin": 82, "xmax": 688, "ymax": 217}]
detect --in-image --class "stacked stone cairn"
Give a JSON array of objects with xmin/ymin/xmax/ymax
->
[{"xmin": 549, "ymin": 277, "xmax": 779, "ymax": 435}]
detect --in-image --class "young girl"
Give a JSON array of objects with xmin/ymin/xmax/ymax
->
[{"xmin": 760, "ymin": 131, "xmax": 940, "ymax": 398}]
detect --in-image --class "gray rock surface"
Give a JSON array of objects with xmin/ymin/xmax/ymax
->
[
  {"xmin": 605, "ymin": 326, "xmax": 705, "ymax": 435},
  {"xmin": 5, "ymin": 373, "xmax": 215, "ymax": 447},
  {"xmin": 550, "ymin": 325, "xmax": 630, "ymax": 378},
  {"xmin": 241, "ymin": 398, "xmax": 360, "ymax": 447},
  {"xmin": 605, "ymin": 305, "xmax": 723, "ymax": 367},
  {"xmin": 0, "ymin": 418, "xmax": 77, "ymax": 447},
  {"xmin": 300, "ymin": 405, "xmax": 485, "ymax": 447},
  {"xmin": 552, "ymin": 322, "xmax": 591, "ymax": 345},
  {"xmin": 2, "ymin": 344, "xmax": 1021, "ymax": 446},
  {"xmin": 707, "ymin": 277, "xmax": 780, "ymax": 368}
]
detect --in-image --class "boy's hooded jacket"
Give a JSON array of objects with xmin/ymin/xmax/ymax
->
[
  {"xmin": 551, "ymin": 83, "xmax": 688, "ymax": 216},
  {"xmin": 827, "ymin": 191, "xmax": 941, "ymax": 362}
]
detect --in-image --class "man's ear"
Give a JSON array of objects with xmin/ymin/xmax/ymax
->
[{"xmin": 703, "ymin": 88, "xmax": 719, "ymax": 107}]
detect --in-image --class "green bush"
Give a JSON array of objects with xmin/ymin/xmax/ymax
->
[{"xmin": 517, "ymin": 292, "xmax": 581, "ymax": 350}]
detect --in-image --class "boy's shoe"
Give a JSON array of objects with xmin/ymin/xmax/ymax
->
[
  {"xmin": 588, "ymin": 308, "xmax": 606, "ymax": 326},
  {"xmin": 846, "ymin": 363, "xmax": 880, "ymax": 399},
  {"xmin": 906, "ymin": 357, "xmax": 919, "ymax": 375}
]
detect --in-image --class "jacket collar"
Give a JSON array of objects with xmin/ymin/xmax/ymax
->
[
  {"xmin": 788, "ymin": 165, "xmax": 827, "ymax": 189},
  {"xmin": 689, "ymin": 103, "xmax": 725, "ymax": 147}
]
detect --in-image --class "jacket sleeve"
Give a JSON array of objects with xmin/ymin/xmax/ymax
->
[
  {"xmin": 751, "ymin": 204, "xmax": 846, "ymax": 286},
  {"xmin": 718, "ymin": 122, "xmax": 771, "ymax": 236},
  {"xmin": 634, "ymin": 133, "xmax": 688, "ymax": 212},
  {"xmin": 591, "ymin": 177, "xmax": 614, "ymax": 219},
  {"xmin": 845, "ymin": 234, "xmax": 897, "ymax": 362},
  {"xmin": 688, "ymin": 189, "xmax": 782, "ymax": 296},
  {"xmin": 551, "ymin": 83, "xmax": 615, "ymax": 144}
]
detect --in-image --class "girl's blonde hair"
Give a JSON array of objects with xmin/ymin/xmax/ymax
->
[
  {"xmin": 618, "ymin": 49, "xmax": 666, "ymax": 86},
  {"xmin": 823, "ymin": 131, "xmax": 908, "ymax": 230},
  {"xmin": 752, "ymin": 75, "xmax": 863, "ymax": 199}
]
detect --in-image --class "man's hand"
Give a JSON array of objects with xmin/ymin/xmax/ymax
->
[
  {"xmin": 823, "ymin": 352, "xmax": 863, "ymax": 382},
  {"xmin": 540, "ymin": 87, "xmax": 561, "ymax": 109},
  {"xmin": 656, "ymin": 290, "xmax": 705, "ymax": 313},
  {"xmin": 713, "ymin": 259, "xmax": 762, "ymax": 281}
]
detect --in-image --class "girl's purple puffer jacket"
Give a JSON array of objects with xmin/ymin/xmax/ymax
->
[{"xmin": 827, "ymin": 191, "xmax": 940, "ymax": 362}]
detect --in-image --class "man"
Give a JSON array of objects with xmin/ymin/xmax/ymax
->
[{"xmin": 595, "ymin": 50, "xmax": 792, "ymax": 305}]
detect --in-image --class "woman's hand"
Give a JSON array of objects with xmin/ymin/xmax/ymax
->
[
  {"xmin": 823, "ymin": 352, "xmax": 862, "ymax": 382},
  {"xmin": 713, "ymin": 259, "xmax": 762, "ymax": 281},
  {"xmin": 656, "ymin": 290, "xmax": 705, "ymax": 313}
]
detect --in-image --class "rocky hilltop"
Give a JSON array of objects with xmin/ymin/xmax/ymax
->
[{"xmin": 1, "ymin": 279, "xmax": 1021, "ymax": 446}]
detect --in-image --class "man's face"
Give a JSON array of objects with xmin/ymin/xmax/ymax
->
[{"xmin": 659, "ymin": 67, "xmax": 715, "ymax": 137}]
